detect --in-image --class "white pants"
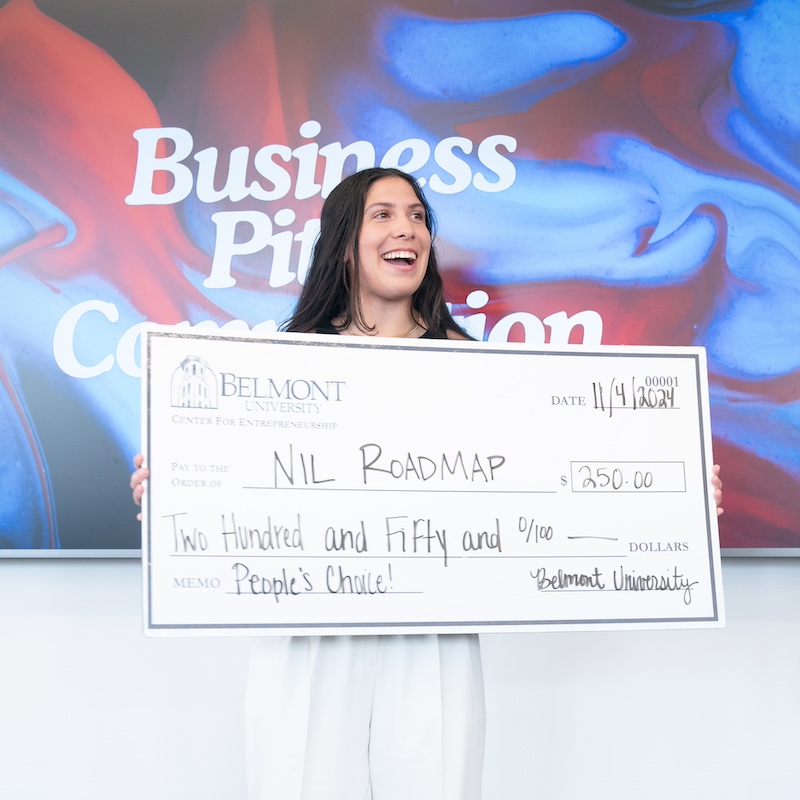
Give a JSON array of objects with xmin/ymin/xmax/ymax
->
[{"xmin": 246, "ymin": 634, "xmax": 485, "ymax": 800}]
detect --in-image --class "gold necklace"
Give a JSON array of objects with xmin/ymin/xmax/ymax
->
[
  {"xmin": 346, "ymin": 318, "xmax": 421, "ymax": 338},
  {"xmin": 400, "ymin": 319, "xmax": 420, "ymax": 338}
]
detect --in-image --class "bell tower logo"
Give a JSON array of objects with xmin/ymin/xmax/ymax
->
[{"xmin": 171, "ymin": 356, "xmax": 219, "ymax": 409}]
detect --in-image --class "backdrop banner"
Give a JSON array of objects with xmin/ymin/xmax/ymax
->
[{"xmin": 1, "ymin": 0, "xmax": 798, "ymax": 553}]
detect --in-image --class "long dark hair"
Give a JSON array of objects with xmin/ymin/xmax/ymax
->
[{"xmin": 284, "ymin": 167, "xmax": 469, "ymax": 338}]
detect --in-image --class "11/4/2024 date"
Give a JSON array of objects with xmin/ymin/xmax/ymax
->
[{"xmin": 592, "ymin": 376, "xmax": 678, "ymax": 416}]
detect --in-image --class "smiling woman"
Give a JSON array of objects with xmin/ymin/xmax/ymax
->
[
  {"xmin": 245, "ymin": 167, "xmax": 484, "ymax": 800},
  {"xmin": 284, "ymin": 167, "xmax": 470, "ymax": 341},
  {"xmin": 130, "ymin": 165, "xmax": 723, "ymax": 798}
]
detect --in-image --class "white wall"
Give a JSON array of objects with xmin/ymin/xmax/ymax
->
[{"xmin": 1, "ymin": 557, "xmax": 798, "ymax": 800}]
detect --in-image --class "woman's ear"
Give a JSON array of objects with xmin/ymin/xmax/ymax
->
[{"xmin": 344, "ymin": 240, "xmax": 355, "ymax": 272}]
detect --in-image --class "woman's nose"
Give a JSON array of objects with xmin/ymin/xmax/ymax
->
[{"xmin": 392, "ymin": 218, "xmax": 414, "ymax": 239}]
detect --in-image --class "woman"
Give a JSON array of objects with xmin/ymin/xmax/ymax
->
[
  {"xmin": 247, "ymin": 168, "xmax": 486, "ymax": 800},
  {"xmin": 131, "ymin": 167, "xmax": 724, "ymax": 800}
]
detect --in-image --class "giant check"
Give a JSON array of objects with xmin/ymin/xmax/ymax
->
[{"xmin": 142, "ymin": 328, "xmax": 724, "ymax": 634}]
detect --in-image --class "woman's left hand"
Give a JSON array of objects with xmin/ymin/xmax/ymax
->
[{"xmin": 712, "ymin": 464, "xmax": 723, "ymax": 517}]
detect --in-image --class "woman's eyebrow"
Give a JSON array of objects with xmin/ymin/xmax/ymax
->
[{"xmin": 365, "ymin": 201, "xmax": 425, "ymax": 212}]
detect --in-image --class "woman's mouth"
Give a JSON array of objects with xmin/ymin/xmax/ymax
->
[{"xmin": 382, "ymin": 250, "xmax": 417, "ymax": 266}]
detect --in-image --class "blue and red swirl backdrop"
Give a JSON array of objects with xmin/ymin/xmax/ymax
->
[{"xmin": 1, "ymin": 0, "xmax": 797, "ymax": 551}]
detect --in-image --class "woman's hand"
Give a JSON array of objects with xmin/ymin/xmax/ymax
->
[
  {"xmin": 130, "ymin": 453, "xmax": 149, "ymax": 521},
  {"xmin": 712, "ymin": 464, "xmax": 723, "ymax": 517}
]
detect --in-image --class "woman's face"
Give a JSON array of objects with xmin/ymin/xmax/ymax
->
[{"xmin": 354, "ymin": 176, "xmax": 431, "ymax": 306}]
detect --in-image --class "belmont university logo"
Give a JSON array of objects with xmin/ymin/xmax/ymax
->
[
  {"xmin": 171, "ymin": 356, "xmax": 219, "ymax": 409},
  {"xmin": 168, "ymin": 352, "xmax": 346, "ymax": 411}
]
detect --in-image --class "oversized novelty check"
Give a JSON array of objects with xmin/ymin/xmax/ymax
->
[{"xmin": 141, "ymin": 327, "xmax": 724, "ymax": 635}]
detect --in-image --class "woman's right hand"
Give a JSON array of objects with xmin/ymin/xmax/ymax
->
[{"xmin": 130, "ymin": 453, "xmax": 149, "ymax": 521}]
